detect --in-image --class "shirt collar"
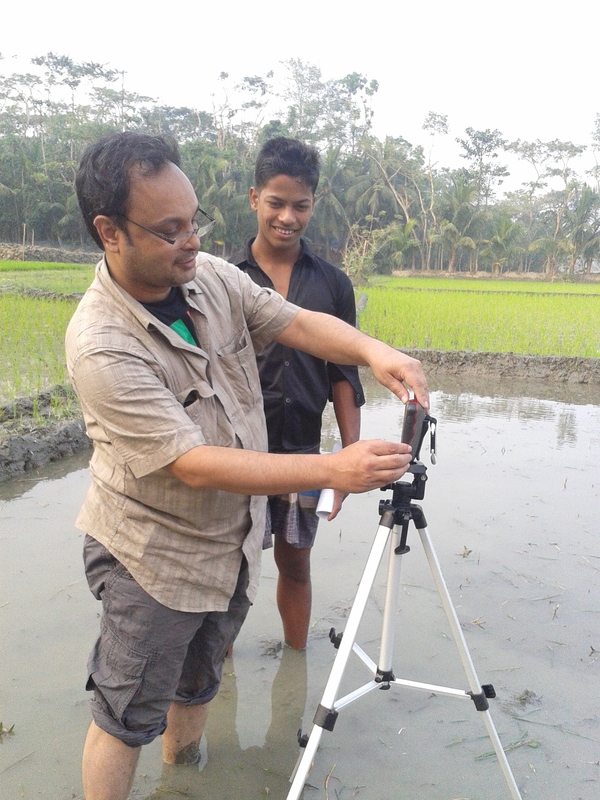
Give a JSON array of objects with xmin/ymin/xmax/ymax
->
[
  {"xmin": 240, "ymin": 237, "xmax": 315, "ymax": 270},
  {"xmin": 98, "ymin": 255, "xmax": 203, "ymax": 326}
]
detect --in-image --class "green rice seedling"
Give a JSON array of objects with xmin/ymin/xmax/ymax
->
[
  {"xmin": 359, "ymin": 287, "xmax": 599, "ymax": 357},
  {"xmin": 0, "ymin": 294, "xmax": 77, "ymax": 403},
  {"xmin": 0, "ymin": 260, "xmax": 95, "ymax": 271},
  {"xmin": 0, "ymin": 722, "xmax": 15, "ymax": 736},
  {"xmin": 0, "ymin": 262, "xmax": 95, "ymax": 295},
  {"xmin": 370, "ymin": 275, "xmax": 600, "ymax": 296}
]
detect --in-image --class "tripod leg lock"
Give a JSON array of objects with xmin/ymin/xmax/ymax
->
[
  {"xmin": 468, "ymin": 684, "xmax": 496, "ymax": 711},
  {"xmin": 314, "ymin": 704, "xmax": 339, "ymax": 731},
  {"xmin": 375, "ymin": 668, "xmax": 395, "ymax": 686}
]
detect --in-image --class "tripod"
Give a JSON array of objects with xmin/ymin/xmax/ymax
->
[{"xmin": 286, "ymin": 461, "xmax": 523, "ymax": 800}]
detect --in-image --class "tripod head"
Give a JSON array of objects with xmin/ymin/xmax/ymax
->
[{"xmin": 379, "ymin": 405, "xmax": 437, "ymax": 547}]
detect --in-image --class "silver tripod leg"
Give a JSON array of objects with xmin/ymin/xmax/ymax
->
[
  {"xmin": 287, "ymin": 519, "xmax": 393, "ymax": 800},
  {"xmin": 416, "ymin": 524, "xmax": 523, "ymax": 800},
  {"xmin": 286, "ymin": 511, "xmax": 523, "ymax": 800}
]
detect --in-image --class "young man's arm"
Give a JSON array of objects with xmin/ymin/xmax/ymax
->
[{"xmin": 328, "ymin": 379, "xmax": 361, "ymax": 520}]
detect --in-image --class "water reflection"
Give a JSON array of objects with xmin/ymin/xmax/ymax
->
[
  {"xmin": 0, "ymin": 449, "xmax": 91, "ymax": 502},
  {"xmin": 339, "ymin": 368, "xmax": 600, "ymax": 454},
  {"xmin": 1, "ymin": 373, "xmax": 600, "ymax": 800},
  {"xmin": 147, "ymin": 647, "xmax": 307, "ymax": 800}
]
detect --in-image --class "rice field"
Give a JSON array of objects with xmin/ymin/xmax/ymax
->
[
  {"xmin": 1, "ymin": 263, "xmax": 599, "ymax": 405},
  {"xmin": 0, "ymin": 260, "xmax": 95, "ymax": 294},
  {"xmin": 0, "ymin": 293, "xmax": 77, "ymax": 402},
  {"xmin": 371, "ymin": 275, "xmax": 600, "ymax": 295},
  {"xmin": 359, "ymin": 279, "xmax": 600, "ymax": 358}
]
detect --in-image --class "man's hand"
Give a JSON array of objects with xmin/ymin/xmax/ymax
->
[
  {"xmin": 327, "ymin": 489, "xmax": 346, "ymax": 521},
  {"xmin": 326, "ymin": 439, "xmax": 413, "ymax": 494},
  {"xmin": 367, "ymin": 344, "xmax": 429, "ymax": 410}
]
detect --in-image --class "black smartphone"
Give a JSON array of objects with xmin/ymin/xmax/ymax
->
[{"xmin": 401, "ymin": 399, "xmax": 427, "ymax": 460}]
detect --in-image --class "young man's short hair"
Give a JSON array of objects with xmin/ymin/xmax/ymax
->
[
  {"xmin": 254, "ymin": 137, "xmax": 320, "ymax": 194},
  {"xmin": 76, "ymin": 132, "xmax": 181, "ymax": 249}
]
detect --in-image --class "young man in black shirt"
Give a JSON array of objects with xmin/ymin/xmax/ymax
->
[{"xmin": 232, "ymin": 137, "xmax": 364, "ymax": 649}]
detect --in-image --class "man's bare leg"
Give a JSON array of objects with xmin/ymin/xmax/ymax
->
[
  {"xmin": 162, "ymin": 701, "xmax": 211, "ymax": 765},
  {"xmin": 82, "ymin": 721, "xmax": 140, "ymax": 800},
  {"xmin": 274, "ymin": 536, "xmax": 311, "ymax": 650}
]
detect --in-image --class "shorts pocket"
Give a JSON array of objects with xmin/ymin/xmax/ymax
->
[{"xmin": 87, "ymin": 628, "xmax": 149, "ymax": 723}]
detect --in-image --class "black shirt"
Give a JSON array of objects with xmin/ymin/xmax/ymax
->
[{"xmin": 230, "ymin": 239, "xmax": 364, "ymax": 452}]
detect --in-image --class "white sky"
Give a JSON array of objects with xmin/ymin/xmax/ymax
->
[{"xmin": 2, "ymin": 0, "xmax": 599, "ymax": 191}]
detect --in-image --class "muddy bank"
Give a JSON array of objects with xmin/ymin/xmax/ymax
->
[
  {"xmin": 406, "ymin": 348, "xmax": 600, "ymax": 384},
  {"xmin": 0, "ymin": 386, "xmax": 89, "ymax": 483},
  {"xmin": 1, "ymin": 350, "xmax": 598, "ymax": 483},
  {"xmin": 0, "ymin": 241, "xmax": 96, "ymax": 264}
]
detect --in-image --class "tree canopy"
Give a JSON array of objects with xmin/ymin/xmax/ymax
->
[{"xmin": 1, "ymin": 52, "xmax": 599, "ymax": 280}]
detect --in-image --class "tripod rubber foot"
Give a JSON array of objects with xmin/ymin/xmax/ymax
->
[
  {"xmin": 468, "ymin": 688, "xmax": 493, "ymax": 711},
  {"xmin": 329, "ymin": 627, "xmax": 343, "ymax": 649},
  {"xmin": 297, "ymin": 729, "xmax": 309, "ymax": 748}
]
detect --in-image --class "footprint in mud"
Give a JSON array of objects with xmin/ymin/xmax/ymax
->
[
  {"xmin": 502, "ymin": 688, "xmax": 543, "ymax": 715},
  {"xmin": 260, "ymin": 638, "xmax": 283, "ymax": 658}
]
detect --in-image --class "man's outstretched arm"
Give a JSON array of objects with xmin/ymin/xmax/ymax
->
[
  {"xmin": 166, "ymin": 438, "xmax": 411, "ymax": 494},
  {"xmin": 275, "ymin": 309, "xmax": 429, "ymax": 410}
]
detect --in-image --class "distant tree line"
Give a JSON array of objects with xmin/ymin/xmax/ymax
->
[{"xmin": 2, "ymin": 52, "xmax": 600, "ymax": 280}]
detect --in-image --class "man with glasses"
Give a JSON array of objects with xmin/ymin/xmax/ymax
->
[{"xmin": 67, "ymin": 131, "xmax": 428, "ymax": 800}]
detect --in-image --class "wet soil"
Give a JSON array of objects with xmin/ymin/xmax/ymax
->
[
  {"xmin": 1, "ymin": 372, "xmax": 598, "ymax": 800},
  {"xmin": 1, "ymin": 350, "xmax": 598, "ymax": 483},
  {"xmin": 0, "ymin": 386, "xmax": 89, "ymax": 483}
]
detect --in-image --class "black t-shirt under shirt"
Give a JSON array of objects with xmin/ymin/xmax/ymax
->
[{"xmin": 142, "ymin": 287, "xmax": 199, "ymax": 347}]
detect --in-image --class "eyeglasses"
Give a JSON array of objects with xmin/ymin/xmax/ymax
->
[{"xmin": 120, "ymin": 207, "xmax": 215, "ymax": 247}]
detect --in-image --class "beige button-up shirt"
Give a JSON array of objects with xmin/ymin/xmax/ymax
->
[{"xmin": 66, "ymin": 254, "xmax": 300, "ymax": 612}]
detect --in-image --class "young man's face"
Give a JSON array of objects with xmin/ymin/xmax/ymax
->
[{"xmin": 249, "ymin": 174, "xmax": 315, "ymax": 255}]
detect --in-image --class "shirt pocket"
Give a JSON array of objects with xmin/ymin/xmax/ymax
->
[
  {"xmin": 216, "ymin": 333, "xmax": 262, "ymax": 413},
  {"xmin": 175, "ymin": 384, "xmax": 235, "ymax": 448}
]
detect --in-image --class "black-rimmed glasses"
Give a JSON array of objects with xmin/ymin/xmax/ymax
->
[{"xmin": 120, "ymin": 207, "xmax": 215, "ymax": 247}]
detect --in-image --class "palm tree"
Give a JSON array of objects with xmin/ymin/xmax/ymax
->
[
  {"xmin": 312, "ymin": 146, "xmax": 350, "ymax": 262},
  {"xmin": 373, "ymin": 218, "xmax": 421, "ymax": 272},
  {"xmin": 436, "ymin": 220, "xmax": 476, "ymax": 273},
  {"xmin": 562, "ymin": 184, "xmax": 600, "ymax": 275},
  {"xmin": 480, "ymin": 212, "xmax": 525, "ymax": 275}
]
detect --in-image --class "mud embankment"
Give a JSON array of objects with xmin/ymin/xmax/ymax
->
[
  {"xmin": 1, "ymin": 350, "xmax": 598, "ymax": 483},
  {"xmin": 0, "ymin": 386, "xmax": 89, "ymax": 483}
]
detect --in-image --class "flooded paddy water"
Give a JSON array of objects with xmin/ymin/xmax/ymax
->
[{"xmin": 1, "ymin": 369, "xmax": 599, "ymax": 800}]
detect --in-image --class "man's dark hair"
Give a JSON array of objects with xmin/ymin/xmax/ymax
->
[
  {"xmin": 76, "ymin": 132, "xmax": 182, "ymax": 249},
  {"xmin": 254, "ymin": 137, "xmax": 320, "ymax": 194}
]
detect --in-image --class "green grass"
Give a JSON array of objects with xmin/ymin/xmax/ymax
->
[
  {"xmin": 369, "ymin": 275, "xmax": 600, "ymax": 295},
  {"xmin": 359, "ymin": 286, "xmax": 600, "ymax": 357},
  {"xmin": 1, "ymin": 264, "xmax": 598, "ymax": 406},
  {"xmin": 0, "ymin": 260, "xmax": 96, "ymax": 294},
  {"xmin": 0, "ymin": 294, "xmax": 77, "ymax": 403},
  {"xmin": 0, "ymin": 260, "xmax": 95, "ymax": 271}
]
